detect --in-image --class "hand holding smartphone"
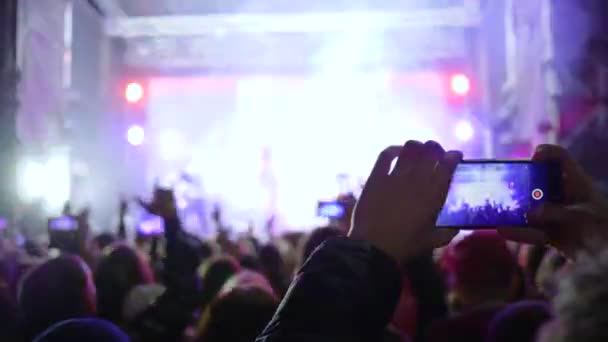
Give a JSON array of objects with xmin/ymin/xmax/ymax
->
[
  {"xmin": 49, "ymin": 216, "xmax": 77, "ymax": 231},
  {"xmin": 48, "ymin": 216, "xmax": 79, "ymax": 252},
  {"xmin": 436, "ymin": 160, "xmax": 561, "ymax": 229}
]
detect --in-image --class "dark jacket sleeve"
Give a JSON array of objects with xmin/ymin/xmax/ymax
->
[
  {"xmin": 129, "ymin": 217, "xmax": 202, "ymax": 342},
  {"xmin": 257, "ymin": 238, "xmax": 402, "ymax": 342},
  {"xmin": 404, "ymin": 254, "xmax": 448, "ymax": 342}
]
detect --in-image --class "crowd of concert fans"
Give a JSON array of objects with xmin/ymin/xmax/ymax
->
[
  {"xmin": 438, "ymin": 202, "xmax": 529, "ymax": 227},
  {"xmin": 0, "ymin": 141, "xmax": 607, "ymax": 342}
]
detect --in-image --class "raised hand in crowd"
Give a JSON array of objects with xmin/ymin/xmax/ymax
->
[
  {"xmin": 349, "ymin": 141, "xmax": 462, "ymax": 263},
  {"xmin": 499, "ymin": 144, "xmax": 608, "ymax": 259},
  {"xmin": 131, "ymin": 186, "xmax": 204, "ymax": 342},
  {"xmin": 117, "ymin": 197, "xmax": 128, "ymax": 240},
  {"xmin": 138, "ymin": 187, "xmax": 178, "ymax": 220},
  {"xmin": 257, "ymin": 140, "xmax": 462, "ymax": 342}
]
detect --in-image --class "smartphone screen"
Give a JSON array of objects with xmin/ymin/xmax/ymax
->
[
  {"xmin": 49, "ymin": 216, "xmax": 77, "ymax": 231},
  {"xmin": 0, "ymin": 217, "xmax": 7, "ymax": 230},
  {"xmin": 138, "ymin": 216, "xmax": 164, "ymax": 235},
  {"xmin": 317, "ymin": 201, "xmax": 345, "ymax": 219},
  {"xmin": 436, "ymin": 161, "xmax": 561, "ymax": 228}
]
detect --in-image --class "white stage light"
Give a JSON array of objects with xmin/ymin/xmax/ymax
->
[
  {"xmin": 19, "ymin": 160, "xmax": 46, "ymax": 201},
  {"xmin": 18, "ymin": 153, "xmax": 70, "ymax": 211},
  {"xmin": 43, "ymin": 155, "xmax": 71, "ymax": 211},
  {"xmin": 127, "ymin": 125, "xmax": 145, "ymax": 146},
  {"xmin": 454, "ymin": 120, "xmax": 474, "ymax": 142},
  {"xmin": 159, "ymin": 130, "xmax": 185, "ymax": 161},
  {"xmin": 450, "ymin": 74, "xmax": 471, "ymax": 96}
]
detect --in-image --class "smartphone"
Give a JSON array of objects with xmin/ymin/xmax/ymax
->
[
  {"xmin": 49, "ymin": 216, "xmax": 77, "ymax": 231},
  {"xmin": 48, "ymin": 216, "xmax": 79, "ymax": 252},
  {"xmin": 436, "ymin": 160, "xmax": 561, "ymax": 228},
  {"xmin": 138, "ymin": 216, "xmax": 164, "ymax": 235},
  {"xmin": 317, "ymin": 201, "xmax": 346, "ymax": 219}
]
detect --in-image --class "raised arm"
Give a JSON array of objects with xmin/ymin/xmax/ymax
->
[{"xmin": 257, "ymin": 141, "xmax": 462, "ymax": 342}]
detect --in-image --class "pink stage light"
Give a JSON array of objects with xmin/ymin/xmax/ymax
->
[
  {"xmin": 454, "ymin": 120, "xmax": 474, "ymax": 142},
  {"xmin": 126, "ymin": 125, "xmax": 145, "ymax": 146},
  {"xmin": 450, "ymin": 74, "xmax": 471, "ymax": 96},
  {"xmin": 125, "ymin": 82, "xmax": 144, "ymax": 103}
]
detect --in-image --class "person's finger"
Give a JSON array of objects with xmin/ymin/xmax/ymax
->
[
  {"xmin": 497, "ymin": 227, "xmax": 549, "ymax": 245},
  {"xmin": 430, "ymin": 229, "xmax": 459, "ymax": 248},
  {"xmin": 137, "ymin": 197, "xmax": 154, "ymax": 213},
  {"xmin": 532, "ymin": 144, "xmax": 594, "ymax": 201},
  {"xmin": 362, "ymin": 145, "xmax": 402, "ymax": 196},
  {"xmin": 432, "ymin": 150, "xmax": 463, "ymax": 205},
  {"xmin": 528, "ymin": 203, "xmax": 582, "ymax": 227},
  {"xmin": 424, "ymin": 140, "xmax": 446, "ymax": 160},
  {"xmin": 532, "ymin": 145, "xmax": 580, "ymax": 175},
  {"xmin": 415, "ymin": 141, "xmax": 445, "ymax": 179},
  {"xmin": 392, "ymin": 140, "xmax": 424, "ymax": 181},
  {"xmin": 62, "ymin": 202, "xmax": 73, "ymax": 217}
]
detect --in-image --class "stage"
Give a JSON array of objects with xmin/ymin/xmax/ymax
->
[{"xmin": 133, "ymin": 71, "xmax": 478, "ymax": 233}]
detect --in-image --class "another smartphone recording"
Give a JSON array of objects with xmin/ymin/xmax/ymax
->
[
  {"xmin": 317, "ymin": 201, "xmax": 345, "ymax": 219},
  {"xmin": 48, "ymin": 216, "xmax": 77, "ymax": 231},
  {"xmin": 138, "ymin": 216, "xmax": 164, "ymax": 235},
  {"xmin": 436, "ymin": 161, "xmax": 560, "ymax": 228}
]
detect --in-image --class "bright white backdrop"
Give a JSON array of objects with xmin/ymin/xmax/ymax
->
[{"xmin": 146, "ymin": 71, "xmax": 461, "ymax": 230}]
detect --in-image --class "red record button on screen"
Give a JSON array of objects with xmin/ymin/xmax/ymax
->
[{"xmin": 532, "ymin": 189, "xmax": 544, "ymax": 200}]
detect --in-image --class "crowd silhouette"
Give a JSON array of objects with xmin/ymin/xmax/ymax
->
[{"xmin": 0, "ymin": 142, "xmax": 606, "ymax": 342}]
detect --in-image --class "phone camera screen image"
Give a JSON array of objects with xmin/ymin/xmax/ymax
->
[
  {"xmin": 49, "ymin": 217, "xmax": 77, "ymax": 231},
  {"xmin": 138, "ymin": 216, "xmax": 164, "ymax": 235},
  {"xmin": 436, "ymin": 162, "xmax": 558, "ymax": 228},
  {"xmin": 317, "ymin": 201, "xmax": 345, "ymax": 219}
]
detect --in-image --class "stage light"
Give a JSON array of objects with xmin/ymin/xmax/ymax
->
[
  {"xmin": 454, "ymin": 120, "xmax": 474, "ymax": 142},
  {"xmin": 125, "ymin": 82, "xmax": 144, "ymax": 103},
  {"xmin": 127, "ymin": 125, "xmax": 145, "ymax": 146},
  {"xmin": 42, "ymin": 155, "xmax": 71, "ymax": 210},
  {"xmin": 450, "ymin": 74, "xmax": 470, "ymax": 96},
  {"xmin": 19, "ymin": 160, "xmax": 46, "ymax": 201},
  {"xmin": 159, "ymin": 130, "xmax": 184, "ymax": 161},
  {"xmin": 18, "ymin": 154, "xmax": 70, "ymax": 211}
]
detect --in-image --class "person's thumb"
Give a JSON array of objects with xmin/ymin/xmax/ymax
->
[
  {"xmin": 528, "ymin": 203, "xmax": 584, "ymax": 227},
  {"xmin": 430, "ymin": 229, "xmax": 459, "ymax": 249}
]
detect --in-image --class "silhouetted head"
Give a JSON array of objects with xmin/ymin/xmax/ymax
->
[
  {"xmin": 94, "ymin": 243, "xmax": 153, "ymax": 324},
  {"xmin": 537, "ymin": 248, "xmax": 608, "ymax": 342},
  {"xmin": 259, "ymin": 244, "xmax": 289, "ymax": 297},
  {"xmin": 221, "ymin": 270, "xmax": 275, "ymax": 297},
  {"xmin": 92, "ymin": 233, "xmax": 116, "ymax": 251},
  {"xmin": 0, "ymin": 259, "xmax": 20, "ymax": 341},
  {"xmin": 486, "ymin": 301, "xmax": 552, "ymax": 342},
  {"xmin": 19, "ymin": 255, "xmax": 96, "ymax": 340},
  {"xmin": 299, "ymin": 226, "xmax": 343, "ymax": 266},
  {"xmin": 197, "ymin": 286, "xmax": 278, "ymax": 342},
  {"xmin": 442, "ymin": 231, "xmax": 518, "ymax": 310},
  {"xmin": 33, "ymin": 318, "xmax": 129, "ymax": 342},
  {"xmin": 199, "ymin": 256, "xmax": 240, "ymax": 309}
]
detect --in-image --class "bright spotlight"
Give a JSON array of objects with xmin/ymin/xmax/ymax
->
[
  {"xmin": 127, "ymin": 125, "xmax": 145, "ymax": 146},
  {"xmin": 159, "ymin": 130, "xmax": 185, "ymax": 161},
  {"xmin": 18, "ymin": 153, "xmax": 70, "ymax": 211},
  {"xmin": 125, "ymin": 82, "xmax": 144, "ymax": 103},
  {"xmin": 43, "ymin": 155, "xmax": 71, "ymax": 210},
  {"xmin": 450, "ymin": 74, "xmax": 471, "ymax": 96},
  {"xmin": 19, "ymin": 160, "xmax": 46, "ymax": 201},
  {"xmin": 454, "ymin": 120, "xmax": 474, "ymax": 142}
]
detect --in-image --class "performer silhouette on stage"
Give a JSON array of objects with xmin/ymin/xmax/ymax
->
[
  {"xmin": 259, "ymin": 146, "xmax": 278, "ymax": 237},
  {"xmin": 176, "ymin": 172, "xmax": 209, "ymax": 237}
]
